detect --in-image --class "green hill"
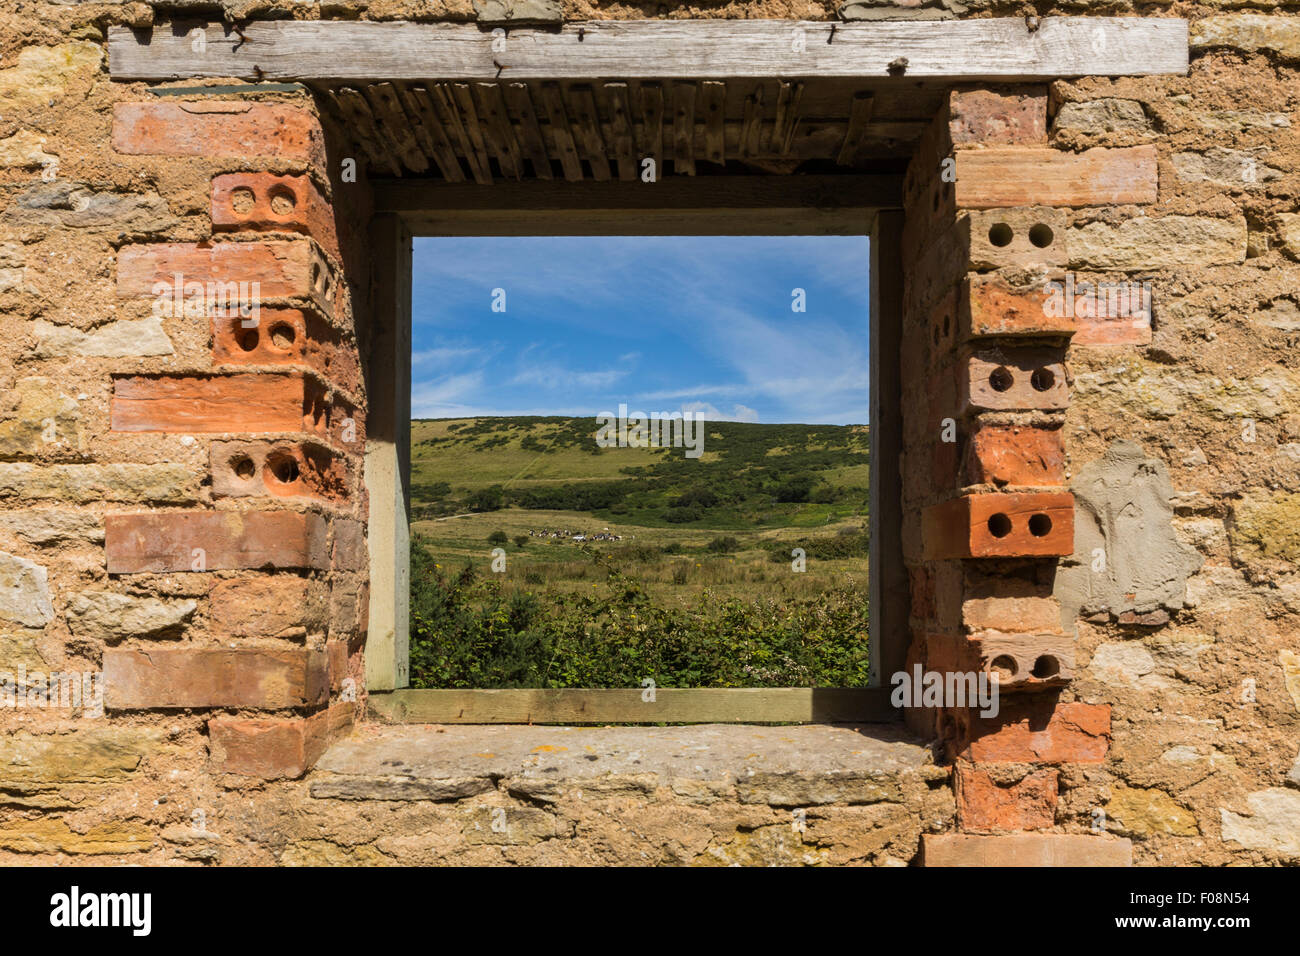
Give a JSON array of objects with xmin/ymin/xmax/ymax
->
[{"xmin": 411, "ymin": 415, "xmax": 869, "ymax": 531}]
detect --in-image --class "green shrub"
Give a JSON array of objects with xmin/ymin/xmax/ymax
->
[
  {"xmin": 487, "ymin": 530, "xmax": 508, "ymax": 545},
  {"xmin": 513, "ymin": 535, "xmax": 529, "ymax": 548},
  {"xmin": 409, "ymin": 536, "xmax": 869, "ymax": 689},
  {"xmin": 707, "ymin": 535, "xmax": 740, "ymax": 553}
]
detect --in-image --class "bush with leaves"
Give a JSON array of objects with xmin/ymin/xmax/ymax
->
[{"xmin": 409, "ymin": 537, "xmax": 869, "ymax": 689}]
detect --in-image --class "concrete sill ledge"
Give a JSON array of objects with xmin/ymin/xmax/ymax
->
[{"xmin": 306, "ymin": 723, "xmax": 953, "ymax": 865}]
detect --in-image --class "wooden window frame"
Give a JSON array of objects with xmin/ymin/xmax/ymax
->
[{"xmin": 364, "ymin": 175, "xmax": 905, "ymax": 723}]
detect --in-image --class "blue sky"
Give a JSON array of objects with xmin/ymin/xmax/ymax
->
[{"xmin": 410, "ymin": 235, "xmax": 870, "ymax": 425}]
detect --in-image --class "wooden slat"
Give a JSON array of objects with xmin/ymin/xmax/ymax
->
[
  {"xmin": 362, "ymin": 82, "xmax": 430, "ymax": 173},
  {"xmin": 671, "ymin": 81, "xmax": 696, "ymax": 176},
  {"xmin": 450, "ymin": 83, "xmax": 496, "ymax": 183},
  {"xmin": 110, "ymin": 19, "xmax": 1191, "ymax": 82},
  {"xmin": 399, "ymin": 83, "xmax": 465, "ymax": 182},
  {"xmin": 504, "ymin": 82, "xmax": 553, "ymax": 180},
  {"xmin": 603, "ymin": 82, "xmax": 638, "ymax": 181},
  {"xmin": 538, "ymin": 82, "xmax": 584, "ymax": 182},
  {"xmin": 430, "ymin": 83, "xmax": 491, "ymax": 184},
  {"xmin": 565, "ymin": 84, "xmax": 611, "ymax": 182},
  {"xmin": 837, "ymin": 91, "xmax": 874, "ymax": 166},
  {"xmin": 701, "ymin": 80, "xmax": 726, "ymax": 166},
  {"xmin": 740, "ymin": 84, "xmax": 764, "ymax": 159},
  {"xmin": 328, "ymin": 88, "xmax": 402, "ymax": 176},
  {"xmin": 771, "ymin": 80, "xmax": 804, "ymax": 156},
  {"xmin": 372, "ymin": 174, "xmax": 899, "ymax": 235},
  {"xmin": 368, "ymin": 687, "xmax": 897, "ymax": 724},
  {"xmin": 473, "ymin": 81, "xmax": 523, "ymax": 180},
  {"xmin": 638, "ymin": 82, "xmax": 663, "ymax": 180}
]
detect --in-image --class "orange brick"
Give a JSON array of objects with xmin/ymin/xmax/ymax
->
[
  {"xmin": 113, "ymin": 102, "xmax": 326, "ymax": 172},
  {"xmin": 212, "ymin": 308, "xmax": 360, "ymax": 395},
  {"xmin": 211, "ymin": 172, "xmax": 339, "ymax": 262},
  {"xmin": 208, "ymin": 703, "xmax": 353, "ymax": 779},
  {"xmin": 925, "ymin": 629, "xmax": 1074, "ymax": 692},
  {"xmin": 923, "ymin": 492, "xmax": 1074, "ymax": 560},
  {"xmin": 947, "ymin": 87, "xmax": 1048, "ymax": 147},
  {"xmin": 963, "ymin": 277, "xmax": 1075, "ymax": 339},
  {"xmin": 104, "ymin": 647, "xmax": 329, "ymax": 710},
  {"xmin": 963, "ymin": 423, "xmax": 1065, "ymax": 487},
  {"xmin": 117, "ymin": 241, "xmax": 334, "ymax": 315},
  {"xmin": 210, "ymin": 439, "xmax": 350, "ymax": 503},
  {"xmin": 105, "ymin": 510, "xmax": 329, "ymax": 572},
  {"xmin": 955, "ymin": 146, "xmax": 1157, "ymax": 209},
  {"xmin": 112, "ymin": 373, "xmax": 330, "ymax": 437},
  {"xmin": 956, "ymin": 763, "xmax": 1058, "ymax": 832},
  {"xmin": 962, "ymin": 700, "xmax": 1111, "ymax": 764}
]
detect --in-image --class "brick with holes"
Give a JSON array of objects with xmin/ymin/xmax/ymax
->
[
  {"xmin": 209, "ymin": 439, "xmax": 351, "ymax": 503},
  {"xmin": 922, "ymin": 491, "xmax": 1074, "ymax": 559},
  {"xmin": 961, "ymin": 348, "xmax": 1068, "ymax": 413},
  {"xmin": 211, "ymin": 172, "xmax": 340, "ymax": 262},
  {"xmin": 211, "ymin": 308, "xmax": 360, "ymax": 395}
]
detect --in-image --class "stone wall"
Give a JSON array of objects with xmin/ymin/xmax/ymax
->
[{"xmin": 0, "ymin": 1, "xmax": 1297, "ymax": 865}]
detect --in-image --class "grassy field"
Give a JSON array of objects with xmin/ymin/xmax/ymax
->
[{"xmin": 408, "ymin": 415, "xmax": 871, "ymax": 688}]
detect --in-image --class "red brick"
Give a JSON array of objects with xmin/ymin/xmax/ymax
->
[
  {"xmin": 211, "ymin": 308, "xmax": 360, "ymax": 395},
  {"xmin": 209, "ymin": 702, "xmax": 354, "ymax": 778},
  {"xmin": 210, "ymin": 439, "xmax": 350, "ymax": 503},
  {"xmin": 925, "ymin": 629, "xmax": 1074, "ymax": 692},
  {"xmin": 955, "ymin": 146, "xmax": 1158, "ymax": 209},
  {"xmin": 963, "ymin": 277, "xmax": 1075, "ymax": 339},
  {"xmin": 113, "ymin": 102, "xmax": 326, "ymax": 172},
  {"xmin": 962, "ymin": 347, "xmax": 1069, "ymax": 413},
  {"xmin": 118, "ymin": 241, "xmax": 334, "ymax": 315},
  {"xmin": 923, "ymin": 492, "xmax": 1074, "ymax": 560},
  {"xmin": 210, "ymin": 575, "xmax": 328, "ymax": 639},
  {"xmin": 956, "ymin": 763, "xmax": 1058, "ymax": 832},
  {"xmin": 104, "ymin": 647, "xmax": 329, "ymax": 710},
  {"xmin": 326, "ymin": 639, "xmax": 350, "ymax": 693},
  {"xmin": 112, "ymin": 373, "xmax": 331, "ymax": 437},
  {"xmin": 922, "ymin": 832, "xmax": 1132, "ymax": 867},
  {"xmin": 947, "ymin": 87, "xmax": 1048, "ymax": 147},
  {"xmin": 964, "ymin": 423, "xmax": 1065, "ymax": 487},
  {"xmin": 106, "ymin": 511, "xmax": 329, "ymax": 573},
  {"xmin": 211, "ymin": 172, "xmax": 339, "ymax": 262},
  {"xmin": 962, "ymin": 700, "xmax": 1111, "ymax": 764}
]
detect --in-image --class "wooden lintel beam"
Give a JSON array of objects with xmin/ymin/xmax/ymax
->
[
  {"xmin": 373, "ymin": 173, "xmax": 900, "ymax": 236},
  {"xmin": 109, "ymin": 18, "xmax": 1189, "ymax": 82}
]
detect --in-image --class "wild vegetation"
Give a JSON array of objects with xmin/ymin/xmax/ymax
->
[{"xmin": 408, "ymin": 416, "xmax": 871, "ymax": 688}]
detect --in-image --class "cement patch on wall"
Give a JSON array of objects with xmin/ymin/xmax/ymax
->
[{"xmin": 1054, "ymin": 440, "xmax": 1203, "ymax": 629}]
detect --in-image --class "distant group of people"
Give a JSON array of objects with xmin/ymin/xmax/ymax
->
[{"xmin": 528, "ymin": 528, "xmax": 623, "ymax": 542}]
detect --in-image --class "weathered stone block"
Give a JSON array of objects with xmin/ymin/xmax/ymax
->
[
  {"xmin": 0, "ymin": 463, "xmax": 195, "ymax": 504},
  {"xmin": 0, "ymin": 378, "xmax": 81, "ymax": 456},
  {"xmin": 1068, "ymin": 216, "xmax": 1246, "ymax": 270},
  {"xmin": 65, "ymin": 591, "xmax": 196, "ymax": 642},
  {"xmin": 0, "ymin": 551, "xmax": 52, "ymax": 628},
  {"xmin": 31, "ymin": 317, "xmax": 173, "ymax": 358}
]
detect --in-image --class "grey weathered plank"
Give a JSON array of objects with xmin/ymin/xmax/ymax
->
[
  {"xmin": 701, "ymin": 80, "xmax": 726, "ymax": 166},
  {"xmin": 504, "ymin": 83, "xmax": 554, "ymax": 180},
  {"xmin": 368, "ymin": 687, "xmax": 896, "ymax": 724},
  {"xmin": 566, "ymin": 84, "xmax": 611, "ymax": 182},
  {"xmin": 539, "ymin": 82, "xmax": 585, "ymax": 182},
  {"xmin": 363, "ymin": 81, "xmax": 429, "ymax": 173},
  {"xmin": 671, "ymin": 81, "xmax": 696, "ymax": 176},
  {"xmin": 109, "ymin": 19, "xmax": 1190, "ymax": 81},
  {"xmin": 638, "ymin": 82, "xmax": 664, "ymax": 179},
  {"xmin": 473, "ymin": 82, "xmax": 523, "ymax": 180},
  {"xmin": 429, "ymin": 82, "xmax": 492, "ymax": 184},
  {"xmin": 403, "ymin": 85, "xmax": 465, "ymax": 182},
  {"xmin": 603, "ymin": 82, "xmax": 638, "ymax": 182},
  {"xmin": 740, "ymin": 84, "xmax": 764, "ymax": 159},
  {"xmin": 837, "ymin": 91, "xmax": 874, "ymax": 166},
  {"xmin": 329, "ymin": 87, "xmax": 401, "ymax": 176}
]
